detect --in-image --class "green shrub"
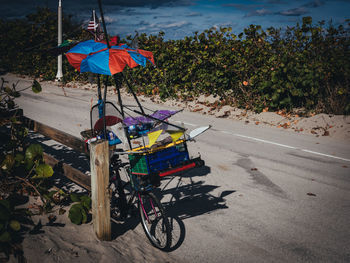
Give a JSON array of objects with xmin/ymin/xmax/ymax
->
[{"xmin": 1, "ymin": 9, "xmax": 349, "ymax": 114}]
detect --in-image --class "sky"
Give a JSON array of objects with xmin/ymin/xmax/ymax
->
[{"xmin": 1, "ymin": 0, "xmax": 350, "ymax": 39}]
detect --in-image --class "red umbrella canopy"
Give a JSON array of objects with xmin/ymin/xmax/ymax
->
[{"xmin": 66, "ymin": 38, "xmax": 155, "ymax": 75}]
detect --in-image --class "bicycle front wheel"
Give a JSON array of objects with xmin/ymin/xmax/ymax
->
[{"xmin": 138, "ymin": 192, "xmax": 171, "ymax": 250}]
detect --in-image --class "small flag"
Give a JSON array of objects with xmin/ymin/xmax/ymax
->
[
  {"xmin": 87, "ymin": 10, "xmax": 103, "ymax": 41},
  {"xmin": 88, "ymin": 10, "xmax": 97, "ymax": 32},
  {"xmin": 147, "ymin": 130, "xmax": 162, "ymax": 147},
  {"xmin": 87, "ymin": 20, "xmax": 97, "ymax": 31},
  {"xmin": 87, "ymin": 10, "xmax": 98, "ymax": 32},
  {"xmin": 167, "ymin": 130, "xmax": 184, "ymax": 143}
]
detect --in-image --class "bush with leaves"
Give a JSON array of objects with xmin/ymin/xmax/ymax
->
[
  {"xmin": 0, "ymin": 197, "xmax": 32, "ymax": 260},
  {"xmin": 0, "ymin": 77, "xmax": 92, "ymax": 260},
  {"xmin": 68, "ymin": 193, "xmax": 91, "ymax": 225},
  {"xmin": 0, "ymin": 7, "xmax": 89, "ymax": 80},
  {"xmin": 0, "ymin": 8, "xmax": 349, "ymax": 114},
  {"xmin": 128, "ymin": 18, "xmax": 350, "ymax": 114}
]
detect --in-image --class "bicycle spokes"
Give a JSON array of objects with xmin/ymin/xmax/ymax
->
[
  {"xmin": 138, "ymin": 192, "xmax": 171, "ymax": 250},
  {"xmin": 150, "ymin": 198, "xmax": 157, "ymax": 217}
]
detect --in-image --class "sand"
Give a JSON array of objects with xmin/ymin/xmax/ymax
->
[
  {"xmin": 5, "ymin": 194, "xmax": 179, "ymax": 263},
  {"xmin": 17, "ymin": 212, "xmax": 177, "ymax": 263}
]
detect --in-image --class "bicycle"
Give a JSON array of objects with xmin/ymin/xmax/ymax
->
[
  {"xmin": 109, "ymin": 150, "xmax": 172, "ymax": 250},
  {"xmin": 81, "ymin": 76, "xmax": 206, "ymax": 250}
]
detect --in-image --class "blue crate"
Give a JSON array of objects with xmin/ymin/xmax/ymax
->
[
  {"xmin": 147, "ymin": 143, "xmax": 189, "ymax": 174},
  {"xmin": 129, "ymin": 142, "xmax": 190, "ymax": 175}
]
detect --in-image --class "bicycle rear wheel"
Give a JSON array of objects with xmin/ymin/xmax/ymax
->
[
  {"xmin": 138, "ymin": 192, "xmax": 171, "ymax": 250},
  {"xmin": 110, "ymin": 162, "xmax": 133, "ymax": 221}
]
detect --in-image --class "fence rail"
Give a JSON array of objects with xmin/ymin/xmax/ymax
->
[
  {"xmin": 20, "ymin": 116, "xmax": 91, "ymax": 191},
  {"xmin": 22, "ymin": 116, "xmax": 86, "ymax": 153},
  {"xmin": 43, "ymin": 153, "xmax": 91, "ymax": 191},
  {"xmin": 4, "ymin": 111, "xmax": 110, "ymax": 240}
]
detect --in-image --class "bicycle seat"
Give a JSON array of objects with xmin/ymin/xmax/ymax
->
[
  {"xmin": 94, "ymin": 115, "xmax": 123, "ymax": 146},
  {"xmin": 94, "ymin": 115, "xmax": 122, "ymax": 131}
]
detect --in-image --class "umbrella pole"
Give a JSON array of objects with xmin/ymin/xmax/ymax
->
[
  {"xmin": 90, "ymin": 75, "xmax": 102, "ymax": 132},
  {"xmin": 113, "ymin": 74, "xmax": 132, "ymax": 149},
  {"xmin": 102, "ymin": 76, "xmax": 108, "ymax": 139},
  {"xmin": 97, "ymin": 75, "xmax": 104, "ymax": 120},
  {"xmin": 97, "ymin": 75, "xmax": 102, "ymax": 101},
  {"xmin": 122, "ymin": 73, "xmax": 145, "ymax": 115},
  {"xmin": 98, "ymin": 0, "xmax": 110, "ymax": 49},
  {"xmin": 113, "ymin": 74, "xmax": 124, "ymax": 118}
]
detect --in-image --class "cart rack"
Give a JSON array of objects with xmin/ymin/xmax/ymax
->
[
  {"xmin": 128, "ymin": 139, "xmax": 204, "ymax": 178},
  {"xmin": 158, "ymin": 157, "xmax": 204, "ymax": 177}
]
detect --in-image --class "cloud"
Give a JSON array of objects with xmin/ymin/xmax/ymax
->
[
  {"xmin": 118, "ymin": 8, "xmax": 156, "ymax": 16},
  {"xmin": 272, "ymin": 0, "xmax": 324, "ymax": 17},
  {"xmin": 153, "ymin": 15, "xmax": 173, "ymax": 19},
  {"xmin": 246, "ymin": 8, "xmax": 274, "ymax": 17},
  {"xmin": 222, "ymin": 3, "xmax": 264, "ymax": 11},
  {"xmin": 186, "ymin": 12, "xmax": 202, "ymax": 17},
  {"xmin": 0, "ymin": 0, "xmax": 197, "ymax": 19},
  {"xmin": 302, "ymin": 0, "xmax": 325, "ymax": 8},
  {"xmin": 212, "ymin": 22, "xmax": 237, "ymax": 29},
  {"xmin": 265, "ymin": 0, "xmax": 287, "ymax": 4},
  {"xmin": 135, "ymin": 20, "xmax": 192, "ymax": 38},
  {"xmin": 242, "ymin": 2, "xmax": 314, "ymax": 18},
  {"xmin": 225, "ymin": 0, "xmax": 323, "ymax": 18},
  {"xmin": 103, "ymin": 16, "xmax": 117, "ymax": 23},
  {"xmin": 164, "ymin": 21, "xmax": 191, "ymax": 28},
  {"xmin": 137, "ymin": 20, "xmax": 191, "ymax": 33},
  {"xmin": 277, "ymin": 7, "xmax": 308, "ymax": 16},
  {"xmin": 137, "ymin": 20, "xmax": 151, "ymax": 26},
  {"xmin": 89, "ymin": 0, "xmax": 195, "ymax": 9}
]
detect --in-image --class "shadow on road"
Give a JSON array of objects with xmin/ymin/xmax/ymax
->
[
  {"xmin": 235, "ymin": 157, "xmax": 287, "ymax": 199},
  {"xmin": 158, "ymin": 165, "xmax": 235, "ymax": 219},
  {"xmin": 154, "ymin": 165, "xmax": 236, "ymax": 251},
  {"xmin": 2, "ymin": 127, "xmax": 235, "ymax": 252},
  {"xmin": 110, "ymin": 164, "xmax": 235, "ymax": 252}
]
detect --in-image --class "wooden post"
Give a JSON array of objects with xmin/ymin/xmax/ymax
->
[{"xmin": 90, "ymin": 140, "xmax": 111, "ymax": 241}]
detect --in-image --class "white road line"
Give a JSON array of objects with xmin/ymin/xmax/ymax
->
[
  {"xmin": 232, "ymin": 133, "xmax": 297, "ymax": 149},
  {"xmin": 173, "ymin": 121, "xmax": 350, "ymax": 162},
  {"xmin": 220, "ymin": 130, "xmax": 350, "ymax": 162},
  {"xmin": 301, "ymin": 149, "xmax": 350, "ymax": 162}
]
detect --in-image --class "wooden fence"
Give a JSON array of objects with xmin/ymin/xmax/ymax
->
[
  {"xmin": 21, "ymin": 116, "xmax": 91, "ymax": 190},
  {"xmin": 20, "ymin": 115, "xmax": 111, "ymax": 240}
]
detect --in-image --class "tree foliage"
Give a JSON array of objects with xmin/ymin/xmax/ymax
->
[
  {"xmin": 0, "ymin": 8, "xmax": 349, "ymax": 114},
  {"xmin": 130, "ymin": 19, "xmax": 350, "ymax": 114},
  {"xmin": 0, "ymin": 7, "xmax": 89, "ymax": 81}
]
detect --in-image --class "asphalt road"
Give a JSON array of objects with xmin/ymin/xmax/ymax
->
[{"xmin": 12, "ymin": 78, "xmax": 350, "ymax": 262}]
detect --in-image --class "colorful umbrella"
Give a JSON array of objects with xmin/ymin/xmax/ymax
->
[{"xmin": 66, "ymin": 39, "xmax": 155, "ymax": 75}]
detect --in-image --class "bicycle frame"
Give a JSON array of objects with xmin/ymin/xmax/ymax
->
[{"xmin": 109, "ymin": 160, "xmax": 155, "ymax": 221}]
